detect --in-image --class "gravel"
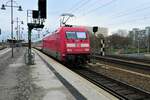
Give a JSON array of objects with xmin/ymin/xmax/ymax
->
[{"xmin": 88, "ymin": 61, "xmax": 150, "ymax": 93}]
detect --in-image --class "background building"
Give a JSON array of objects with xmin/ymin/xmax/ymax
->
[
  {"xmin": 128, "ymin": 27, "xmax": 150, "ymax": 53},
  {"xmin": 145, "ymin": 27, "xmax": 150, "ymax": 52}
]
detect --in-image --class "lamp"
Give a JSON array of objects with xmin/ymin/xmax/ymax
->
[
  {"xmin": 1, "ymin": 4, "xmax": 6, "ymax": 10},
  {"xmin": 1, "ymin": 0, "xmax": 23, "ymax": 58},
  {"xmin": 21, "ymin": 21, "xmax": 24, "ymax": 24},
  {"xmin": 18, "ymin": 6, "xmax": 23, "ymax": 11}
]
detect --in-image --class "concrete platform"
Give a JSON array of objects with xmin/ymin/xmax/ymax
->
[
  {"xmin": 0, "ymin": 47, "xmax": 27, "ymax": 100},
  {"xmin": 0, "ymin": 48, "xmax": 11, "ymax": 56},
  {"xmin": 0, "ymin": 47, "xmax": 119, "ymax": 100},
  {"xmin": 30, "ymin": 50, "xmax": 75, "ymax": 100},
  {"xmin": 33, "ymin": 49, "xmax": 119, "ymax": 100}
]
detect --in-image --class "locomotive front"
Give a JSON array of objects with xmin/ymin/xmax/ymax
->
[{"xmin": 63, "ymin": 27, "xmax": 90, "ymax": 63}]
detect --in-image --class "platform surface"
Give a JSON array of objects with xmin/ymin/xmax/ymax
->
[
  {"xmin": 30, "ymin": 50, "xmax": 75, "ymax": 100},
  {"xmin": 0, "ymin": 47, "xmax": 119, "ymax": 100},
  {"xmin": 0, "ymin": 48, "xmax": 11, "ymax": 56},
  {"xmin": 33, "ymin": 49, "xmax": 119, "ymax": 100}
]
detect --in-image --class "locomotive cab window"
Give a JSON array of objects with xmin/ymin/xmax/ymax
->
[
  {"xmin": 76, "ymin": 32, "xmax": 87, "ymax": 39},
  {"xmin": 66, "ymin": 32, "xmax": 76, "ymax": 39},
  {"xmin": 66, "ymin": 31, "xmax": 87, "ymax": 39}
]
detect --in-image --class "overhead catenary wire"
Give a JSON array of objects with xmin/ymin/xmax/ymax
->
[
  {"xmin": 68, "ymin": 0, "xmax": 91, "ymax": 13},
  {"xmin": 78, "ymin": 0, "xmax": 118, "ymax": 18},
  {"xmin": 53, "ymin": 0, "xmax": 90, "ymax": 26},
  {"xmin": 65, "ymin": 0, "xmax": 101, "ymax": 15},
  {"xmin": 106, "ymin": 15, "xmax": 150, "ymax": 26},
  {"xmin": 74, "ymin": 0, "xmax": 150, "ymax": 28},
  {"xmin": 110, "ymin": 1, "xmax": 150, "ymax": 18},
  {"xmin": 56, "ymin": 0, "xmax": 117, "ymax": 26},
  {"xmin": 70, "ymin": 0, "xmax": 102, "ymax": 14},
  {"xmin": 50, "ymin": 0, "xmax": 150, "ymax": 31},
  {"xmin": 101, "ymin": 2, "xmax": 150, "ymax": 27},
  {"xmin": 72, "ymin": 0, "xmax": 102, "ymax": 14},
  {"xmin": 94, "ymin": 1, "xmax": 150, "ymax": 25},
  {"xmin": 47, "ymin": 0, "xmax": 88, "ymax": 28},
  {"xmin": 112, "ymin": 5, "xmax": 150, "ymax": 19},
  {"xmin": 65, "ymin": 0, "xmax": 84, "ymax": 12},
  {"xmin": 62, "ymin": 0, "xmax": 119, "ymax": 27}
]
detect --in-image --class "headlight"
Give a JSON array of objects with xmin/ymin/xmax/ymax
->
[
  {"xmin": 67, "ymin": 49, "xmax": 72, "ymax": 52},
  {"xmin": 85, "ymin": 48, "xmax": 89, "ymax": 51},
  {"xmin": 66, "ymin": 43, "xmax": 76, "ymax": 47},
  {"xmin": 81, "ymin": 44, "xmax": 89, "ymax": 47}
]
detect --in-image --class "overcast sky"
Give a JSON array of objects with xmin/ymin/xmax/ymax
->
[{"xmin": 0, "ymin": 0, "xmax": 150, "ymax": 41}]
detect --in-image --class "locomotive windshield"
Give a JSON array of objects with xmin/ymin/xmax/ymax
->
[
  {"xmin": 66, "ymin": 31, "xmax": 87, "ymax": 39},
  {"xmin": 66, "ymin": 32, "xmax": 76, "ymax": 39},
  {"xmin": 76, "ymin": 32, "xmax": 86, "ymax": 39}
]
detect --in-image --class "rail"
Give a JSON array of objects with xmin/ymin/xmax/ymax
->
[
  {"xmin": 73, "ymin": 67, "xmax": 150, "ymax": 100},
  {"xmin": 93, "ymin": 55, "xmax": 150, "ymax": 71},
  {"xmin": 35, "ymin": 47, "xmax": 150, "ymax": 100}
]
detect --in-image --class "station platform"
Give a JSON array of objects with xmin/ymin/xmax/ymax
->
[
  {"xmin": 0, "ymin": 47, "xmax": 118, "ymax": 100},
  {"xmin": 32, "ymin": 49, "xmax": 118, "ymax": 100},
  {"xmin": 0, "ymin": 48, "xmax": 11, "ymax": 56}
]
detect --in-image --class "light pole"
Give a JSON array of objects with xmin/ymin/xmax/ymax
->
[
  {"xmin": 19, "ymin": 27, "xmax": 24, "ymax": 41},
  {"xmin": 1, "ymin": 0, "xmax": 23, "ymax": 57},
  {"xmin": 14, "ymin": 17, "xmax": 23, "ymax": 41},
  {"xmin": 92, "ymin": 26, "xmax": 98, "ymax": 64},
  {"xmin": 137, "ymin": 39, "xmax": 140, "ymax": 54},
  {"xmin": 147, "ymin": 28, "xmax": 150, "ymax": 53}
]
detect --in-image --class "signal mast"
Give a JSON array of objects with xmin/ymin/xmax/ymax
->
[{"xmin": 26, "ymin": 0, "xmax": 47, "ymax": 65}]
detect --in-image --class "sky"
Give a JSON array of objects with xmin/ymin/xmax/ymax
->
[{"xmin": 0, "ymin": 0, "xmax": 150, "ymax": 41}]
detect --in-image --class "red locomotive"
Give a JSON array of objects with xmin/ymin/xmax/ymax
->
[{"xmin": 42, "ymin": 26, "xmax": 90, "ymax": 63}]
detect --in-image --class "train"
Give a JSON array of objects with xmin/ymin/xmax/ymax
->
[{"xmin": 41, "ymin": 26, "xmax": 91, "ymax": 64}]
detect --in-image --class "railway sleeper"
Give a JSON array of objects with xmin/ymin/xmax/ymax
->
[{"xmin": 125, "ymin": 93, "xmax": 148, "ymax": 100}]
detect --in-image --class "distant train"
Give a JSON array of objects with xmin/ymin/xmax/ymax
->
[{"xmin": 41, "ymin": 26, "xmax": 90, "ymax": 64}]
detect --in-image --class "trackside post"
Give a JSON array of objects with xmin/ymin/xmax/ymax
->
[{"xmin": 92, "ymin": 26, "xmax": 98, "ymax": 64}]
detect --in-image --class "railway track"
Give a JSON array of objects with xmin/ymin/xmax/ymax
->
[
  {"xmin": 35, "ymin": 48, "xmax": 150, "ymax": 99},
  {"xmin": 73, "ymin": 67, "xmax": 150, "ymax": 100},
  {"xmin": 93, "ymin": 55, "xmax": 150, "ymax": 71},
  {"xmin": 105, "ymin": 54, "xmax": 150, "ymax": 64}
]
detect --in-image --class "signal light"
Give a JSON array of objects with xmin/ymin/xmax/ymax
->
[
  {"xmin": 93, "ymin": 26, "xmax": 98, "ymax": 33},
  {"xmin": 38, "ymin": 0, "xmax": 47, "ymax": 19},
  {"xmin": 32, "ymin": 10, "xmax": 39, "ymax": 19}
]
